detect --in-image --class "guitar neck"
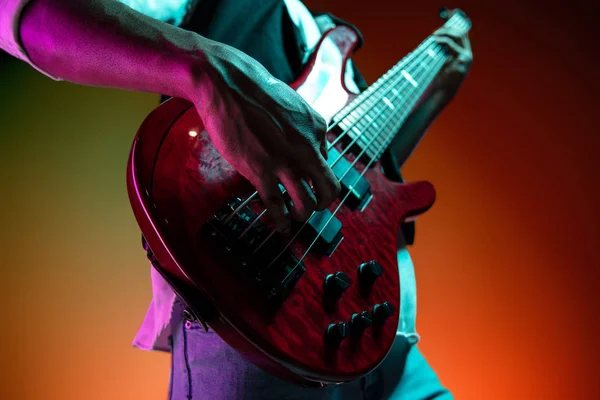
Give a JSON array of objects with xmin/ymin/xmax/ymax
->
[{"xmin": 333, "ymin": 12, "xmax": 472, "ymax": 163}]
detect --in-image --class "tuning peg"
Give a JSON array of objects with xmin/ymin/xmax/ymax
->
[{"xmin": 439, "ymin": 6, "xmax": 450, "ymax": 20}]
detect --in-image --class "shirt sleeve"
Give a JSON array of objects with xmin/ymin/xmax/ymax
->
[{"xmin": 0, "ymin": 0, "xmax": 62, "ymax": 80}]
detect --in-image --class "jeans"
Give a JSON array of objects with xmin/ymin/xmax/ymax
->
[{"xmin": 168, "ymin": 301, "xmax": 452, "ymax": 400}]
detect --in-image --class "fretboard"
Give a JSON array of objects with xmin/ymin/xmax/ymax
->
[{"xmin": 333, "ymin": 13, "xmax": 471, "ymax": 162}]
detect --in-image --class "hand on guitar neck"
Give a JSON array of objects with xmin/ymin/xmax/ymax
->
[{"xmin": 430, "ymin": 25, "xmax": 473, "ymax": 99}]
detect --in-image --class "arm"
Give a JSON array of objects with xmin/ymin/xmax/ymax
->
[
  {"xmin": 19, "ymin": 0, "xmax": 205, "ymax": 99},
  {"xmin": 8, "ymin": 0, "xmax": 341, "ymax": 232}
]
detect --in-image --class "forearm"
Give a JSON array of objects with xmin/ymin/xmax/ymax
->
[{"xmin": 20, "ymin": 0, "xmax": 205, "ymax": 100}]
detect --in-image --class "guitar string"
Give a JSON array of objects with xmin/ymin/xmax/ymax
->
[
  {"xmin": 252, "ymin": 42, "xmax": 445, "ymax": 256},
  {"xmin": 261, "ymin": 46, "xmax": 445, "ymax": 254},
  {"xmin": 223, "ymin": 17, "xmax": 465, "ymax": 269},
  {"xmin": 225, "ymin": 14, "xmax": 464, "ymax": 227},
  {"xmin": 325, "ymin": 12, "xmax": 462, "ymax": 136},
  {"xmin": 283, "ymin": 56, "xmax": 448, "ymax": 283},
  {"xmin": 223, "ymin": 33, "xmax": 442, "ymax": 225},
  {"xmin": 255, "ymin": 20, "xmax": 468, "ymax": 264},
  {"xmin": 278, "ymin": 18, "xmax": 470, "ymax": 279},
  {"xmin": 325, "ymin": 37, "xmax": 437, "ymax": 151},
  {"xmin": 269, "ymin": 47, "xmax": 448, "ymax": 275},
  {"xmin": 324, "ymin": 12, "xmax": 464, "ymax": 153},
  {"xmin": 233, "ymin": 39, "xmax": 440, "ymax": 243}
]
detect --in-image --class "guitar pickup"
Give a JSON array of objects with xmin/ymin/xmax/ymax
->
[
  {"xmin": 294, "ymin": 208, "xmax": 343, "ymax": 257},
  {"xmin": 327, "ymin": 147, "xmax": 372, "ymax": 209},
  {"xmin": 203, "ymin": 199, "xmax": 306, "ymax": 305}
]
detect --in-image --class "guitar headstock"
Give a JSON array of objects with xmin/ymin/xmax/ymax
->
[{"xmin": 439, "ymin": 7, "xmax": 472, "ymax": 34}]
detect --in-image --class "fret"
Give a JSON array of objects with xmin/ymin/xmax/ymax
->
[
  {"xmin": 363, "ymin": 115, "xmax": 381, "ymax": 136},
  {"xmin": 342, "ymin": 94, "xmax": 400, "ymax": 154},
  {"xmin": 340, "ymin": 122, "xmax": 379, "ymax": 158},
  {"xmin": 401, "ymin": 70, "xmax": 418, "ymax": 87},
  {"xmin": 339, "ymin": 116, "xmax": 371, "ymax": 149},
  {"xmin": 332, "ymin": 12, "xmax": 471, "ymax": 163},
  {"xmin": 382, "ymin": 97, "xmax": 395, "ymax": 110}
]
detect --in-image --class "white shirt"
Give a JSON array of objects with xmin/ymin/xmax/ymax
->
[{"xmin": 0, "ymin": 0, "xmax": 418, "ymax": 353}]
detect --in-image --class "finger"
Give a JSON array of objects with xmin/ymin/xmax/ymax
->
[
  {"xmin": 278, "ymin": 170, "xmax": 317, "ymax": 221},
  {"xmin": 318, "ymin": 127, "xmax": 329, "ymax": 160},
  {"xmin": 434, "ymin": 26, "xmax": 464, "ymax": 41},
  {"xmin": 434, "ymin": 36, "xmax": 463, "ymax": 57},
  {"xmin": 448, "ymin": 58, "xmax": 471, "ymax": 75},
  {"xmin": 435, "ymin": 28, "xmax": 471, "ymax": 58},
  {"xmin": 313, "ymin": 111, "xmax": 328, "ymax": 134},
  {"xmin": 460, "ymin": 33, "xmax": 472, "ymax": 54},
  {"xmin": 254, "ymin": 174, "xmax": 290, "ymax": 233},
  {"xmin": 450, "ymin": 32, "xmax": 471, "ymax": 56},
  {"xmin": 305, "ymin": 154, "xmax": 340, "ymax": 210},
  {"xmin": 313, "ymin": 114, "xmax": 329, "ymax": 160},
  {"xmin": 320, "ymin": 141, "xmax": 329, "ymax": 160}
]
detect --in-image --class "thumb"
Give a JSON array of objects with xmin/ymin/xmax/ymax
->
[{"xmin": 320, "ymin": 141, "xmax": 329, "ymax": 161}]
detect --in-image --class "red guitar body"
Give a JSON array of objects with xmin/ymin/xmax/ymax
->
[{"xmin": 126, "ymin": 26, "xmax": 436, "ymax": 385}]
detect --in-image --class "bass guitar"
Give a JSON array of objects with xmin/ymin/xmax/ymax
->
[{"xmin": 127, "ymin": 8, "xmax": 471, "ymax": 386}]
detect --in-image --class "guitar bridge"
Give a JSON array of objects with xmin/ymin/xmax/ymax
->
[{"xmin": 202, "ymin": 198, "xmax": 306, "ymax": 304}]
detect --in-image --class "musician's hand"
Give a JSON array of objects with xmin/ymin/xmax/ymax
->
[
  {"xmin": 187, "ymin": 40, "xmax": 340, "ymax": 233},
  {"xmin": 430, "ymin": 26, "xmax": 473, "ymax": 99}
]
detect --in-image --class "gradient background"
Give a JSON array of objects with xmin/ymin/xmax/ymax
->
[{"xmin": 1, "ymin": 0, "xmax": 599, "ymax": 399}]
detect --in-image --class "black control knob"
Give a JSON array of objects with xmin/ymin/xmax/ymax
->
[
  {"xmin": 350, "ymin": 311, "xmax": 373, "ymax": 335},
  {"xmin": 324, "ymin": 272, "xmax": 351, "ymax": 297},
  {"xmin": 359, "ymin": 261, "xmax": 383, "ymax": 285},
  {"xmin": 325, "ymin": 322, "xmax": 350, "ymax": 345},
  {"xmin": 372, "ymin": 302, "xmax": 395, "ymax": 324}
]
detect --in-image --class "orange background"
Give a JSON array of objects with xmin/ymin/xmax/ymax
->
[{"xmin": 1, "ymin": 1, "xmax": 599, "ymax": 399}]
